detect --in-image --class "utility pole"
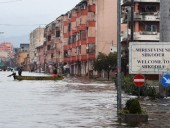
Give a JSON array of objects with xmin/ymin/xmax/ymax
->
[
  {"xmin": 131, "ymin": 0, "xmax": 134, "ymax": 41},
  {"xmin": 117, "ymin": 0, "xmax": 122, "ymax": 115}
]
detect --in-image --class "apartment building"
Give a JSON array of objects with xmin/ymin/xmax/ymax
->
[
  {"xmin": 29, "ymin": 27, "xmax": 44, "ymax": 71},
  {"xmin": 121, "ymin": 0, "xmax": 160, "ymax": 73},
  {"xmin": 15, "ymin": 44, "xmax": 29, "ymax": 69},
  {"xmin": 43, "ymin": 15, "xmax": 64, "ymax": 73},
  {"xmin": 42, "ymin": 0, "xmax": 117, "ymax": 76},
  {"xmin": 0, "ymin": 42, "xmax": 14, "ymax": 61},
  {"xmin": 62, "ymin": 0, "xmax": 117, "ymax": 76}
]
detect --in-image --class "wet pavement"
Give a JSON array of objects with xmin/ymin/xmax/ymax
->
[
  {"xmin": 139, "ymin": 98, "xmax": 170, "ymax": 128},
  {"xmin": 1, "ymin": 71, "xmax": 170, "ymax": 128}
]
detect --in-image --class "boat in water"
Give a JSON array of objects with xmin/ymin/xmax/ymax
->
[{"xmin": 13, "ymin": 75, "xmax": 64, "ymax": 80}]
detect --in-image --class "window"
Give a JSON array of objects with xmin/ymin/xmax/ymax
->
[
  {"xmin": 145, "ymin": 24, "xmax": 157, "ymax": 32},
  {"xmin": 80, "ymin": 30, "xmax": 87, "ymax": 40},
  {"xmin": 68, "ymin": 23, "xmax": 71, "ymax": 32},
  {"xmin": 56, "ymin": 31, "xmax": 60, "ymax": 37},
  {"xmin": 145, "ymin": 5, "xmax": 156, "ymax": 12},
  {"xmin": 86, "ymin": 44, "xmax": 95, "ymax": 53},
  {"xmin": 48, "ymin": 35, "xmax": 51, "ymax": 41},
  {"xmin": 64, "ymin": 50, "xmax": 68, "ymax": 58},
  {"xmin": 76, "ymin": 46, "xmax": 81, "ymax": 55},
  {"xmin": 47, "ymin": 45, "xmax": 51, "ymax": 50},
  {"xmin": 51, "ymin": 53, "xmax": 54, "ymax": 59}
]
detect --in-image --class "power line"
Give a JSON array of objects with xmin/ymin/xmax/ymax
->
[
  {"xmin": 0, "ymin": 24, "xmax": 46, "ymax": 27},
  {"xmin": 0, "ymin": 0, "xmax": 22, "ymax": 4}
]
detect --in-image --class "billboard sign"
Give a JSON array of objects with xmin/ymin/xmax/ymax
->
[{"xmin": 129, "ymin": 42, "xmax": 170, "ymax": 74}]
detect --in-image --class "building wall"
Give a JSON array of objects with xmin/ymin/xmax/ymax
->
[
  {"xmin": 0, "ymin": 42, "xmax": 14, "ymax": 59},
  {"xmin": 17, "ymin": 52, "xmax": 29, "ymax": 67},
  {"xmin": 160, "ymin": 0, "xmax": 170, "ymax": 41},
  {"xmin": 96, "ymin": 0, "xmax": 117, "ymax": 55},
  {"xmin": 29, "ymin": 27, "xmax": 44, "ymax": 64},
  {"xmin": 36, "ymin": 46, "xmax": 44, "ymax": 72}
]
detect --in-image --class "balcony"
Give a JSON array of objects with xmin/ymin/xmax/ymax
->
[
  {"xmin": 81, "ymin": 10, "xmax": 88, "ymax": 15},
  {"xmin": 64, "ymin": 57, "xmax": 70, "ymax": 62},
  {"xmin": 134, "ymin": 31, "xmax": 160, "ymax": 41},
  {"xmin": 87, "ymin": 21, "xmax": 95, "ymax": 27},
  {"xmin": 134, "ymin": 12, "xmax": 160, "ymax": 21},
  {"xmin": 121, "ymin": 0, "xmax": 160, "ymax": 6},
  {"xmin": 121, "ymin": 31, "xmax": 128, "ymax": 42},
  {"xmin": 87, "ymin": 12, "xmax": 95, "ymax": 21},
  {"xmin": 88, "ymin": 5, "xmax": 96, "ymax": 12},
  {"xmin": 88, "ymin": 54, "xmax": 95, "ymax": 60}
]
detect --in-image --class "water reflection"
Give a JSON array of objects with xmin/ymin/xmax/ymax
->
[{"xmin": 0, "ymin": 71, "xmax": 129, "ymax": 128}]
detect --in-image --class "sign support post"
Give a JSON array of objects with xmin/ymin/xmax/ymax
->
[{"xmin": 117, "ymin": 0, "xmax": 122, "ymax": 116}]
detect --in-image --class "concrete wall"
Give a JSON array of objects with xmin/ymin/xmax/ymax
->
[
  {"xmin": 160, "ymin": 0, "xmax": 170, "ymax": 42},
  {"xmin": 96, "ymin": 0, "xmax": 117, "ymax": 55}
]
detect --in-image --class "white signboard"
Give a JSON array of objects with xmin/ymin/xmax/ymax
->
[{"xmin": 129, "ymin": 42, "xmax": 170, "ymax": 74}]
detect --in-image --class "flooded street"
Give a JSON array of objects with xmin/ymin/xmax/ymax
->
[
  {"xmin": 2, "ymin": 71, "xmax": 169, "ymax": 128},
  {"xmin": 0, "ymin": 71, "xmax": 123, "ymax": 128}
]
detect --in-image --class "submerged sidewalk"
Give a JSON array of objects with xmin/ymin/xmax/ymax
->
[{"xmin": 139, "ymin": 98, "xmax": 170, "ymax": 128}]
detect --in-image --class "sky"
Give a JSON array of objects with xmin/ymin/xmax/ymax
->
[{"xmin": 0, "ymin": 0, "xmax": 80, "ymax": 47}]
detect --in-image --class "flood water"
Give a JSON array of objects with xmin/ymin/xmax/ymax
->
[{"xmin": 0, "ymin": 71, "xmax": 127, "ymax": 128}]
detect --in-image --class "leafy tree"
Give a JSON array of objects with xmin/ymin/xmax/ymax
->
[{"xmin": 93, "ymin": 52, "xmax": 117, "ymax": 80}]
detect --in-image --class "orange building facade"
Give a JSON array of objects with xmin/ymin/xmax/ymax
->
[{"xmin": 41, "ymin": 0, "xmax": 117, "ymax": 76}]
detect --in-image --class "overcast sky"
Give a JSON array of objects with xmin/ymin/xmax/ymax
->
[{"xmin": 0, "ymin": 0, "xmax": 80, "ymax": 47}]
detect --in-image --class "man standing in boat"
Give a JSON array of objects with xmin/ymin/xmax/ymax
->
[
  {"xmin": 17, "ymin": 66, "xmax": 23, "ymax": 76},
  {"xmin": 52, "ymin": 65, "xmax": 57, "ymax": 77}
]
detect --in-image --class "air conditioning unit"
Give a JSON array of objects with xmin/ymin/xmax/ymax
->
[{"xmin": 110, "ymin": 47, "xmax": 116, "ymax": 53}]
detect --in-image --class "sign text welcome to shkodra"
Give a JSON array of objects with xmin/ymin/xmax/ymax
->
[{"xmin": 129, "ymin": 42, "xmax": 170, "ymax": 74}]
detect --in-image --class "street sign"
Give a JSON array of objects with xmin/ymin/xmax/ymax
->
[
  {"xmin": 161, "ymin": 74, "xmax": 170, "ymax": 87},
  {"xmin": 133, "ymin": 74, "xmax": 145, "ymax": 87}
]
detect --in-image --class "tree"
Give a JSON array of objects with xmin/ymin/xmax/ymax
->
[{"xmin": 93, "ymin": 52, "xmax": 117, "ymax": 80}]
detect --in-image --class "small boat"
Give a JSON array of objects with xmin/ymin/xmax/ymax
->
[{"xmin": 13, "ymin": 75, "xmax": 64, "ymax": 80}]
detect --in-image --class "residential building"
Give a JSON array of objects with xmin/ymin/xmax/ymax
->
[
  {"xmin": 38, "ymin": 0, "xmax": 117, "ymax": 76},
  {"xmin": 29, "ymin": 27, "xmax": 45, "ymax": 71},
  {"xmin": 36, "ymin": 45, "xmax": 45, "ymax": 72},
  {"xmin": 121, "ymin": 0, "xmax": 160, "ymax": 74},
  {"xmin": 0, "ymin": 42, "xmax": 14, "ymax": 60},
  {"xmin": 62, "ymin": 0, "xmax": 117, "ymax": 76},
  {"xmin": 15, "ymin": 44, "xmax": 29, "ymax": 70},
  {"xmin": 0, "ymin": 42, "xmax": 14, "ymax": 67}
]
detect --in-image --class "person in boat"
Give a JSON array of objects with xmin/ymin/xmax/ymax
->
[
  {"xmin": 8, "ymin": 68, "xmax": 16, "ymax": 77},
  {"xmin": 17, "ymin": 66, "xmax": 23, "ymax": 76},
  {"xmin": 52, "ymin": 66, "xmax": 57, "ymax": 77}
]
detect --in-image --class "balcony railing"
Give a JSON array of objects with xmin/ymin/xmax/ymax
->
[
  {"xmin": 121, "ymin": 0, "xmax": 160, "ymax": 6},
  {"xmin": 134, "ymin": 32, "xmax": 160, "ymax": 41},
  {"xmin": 134, "ymin": 12, "xmax": 160, "ymax": 21}
]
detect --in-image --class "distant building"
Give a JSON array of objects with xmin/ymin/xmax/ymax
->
[
  {"xmin": 0, "ymin": 42, "xmax": 14, "ymax": 67},
  {"xmin": 29, "ymin": 27, "xmax": 45, "ymax": 71},
  {"xmin": 15, "ymin": 44, "xmax": 29, "ymax": 69},
  {"xmin": 20, "ymin": 43, "xmax": 29, "ymax": 52}
]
